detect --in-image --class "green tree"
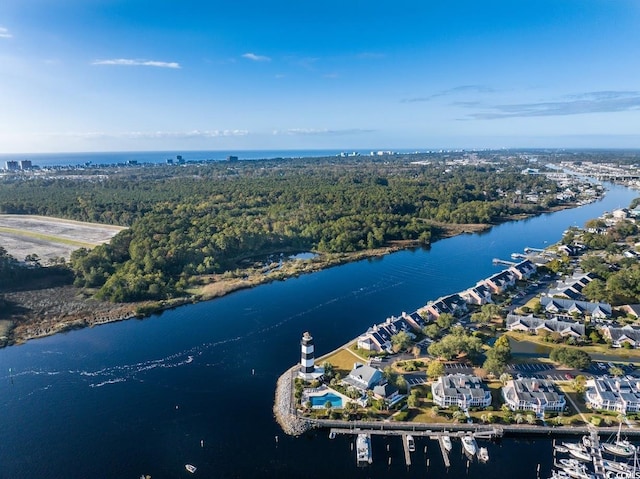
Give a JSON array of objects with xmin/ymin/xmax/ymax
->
[
  {"xmin": 391, "ymin": 331, "xmax": 412, "ymax": 353},
  {"xmin": 427, "ymin": 360, "xmax": 445, "ymax": 379}
]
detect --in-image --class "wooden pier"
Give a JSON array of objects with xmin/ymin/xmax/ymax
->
[
  {"xmin": 588, "ymin": 428, "xmax": 606, "ymax": 479},
  {"xmin": 402, "ymin": 435, "xmax": 411, "ymax": 466}
]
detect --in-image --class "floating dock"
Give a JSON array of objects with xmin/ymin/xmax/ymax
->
[{"xmin": 402, "ymin": 434, "xmax": 411, "ymax": 466}]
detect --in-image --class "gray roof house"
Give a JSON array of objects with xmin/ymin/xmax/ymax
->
[
  {"xmin": 509, "ymin": 259, "xmax": 537, "ymax": 280},
  {"xmin": 342, "ymin": 363, "xmax": 384, "ymax": 392},
  {"xmin": 431, "ymin": 373, "xmax": 491, "ymax": 410},
  {"xmin": 502, "ymin": 378, "xmax": 566, "ymax": 417},
  {"xmin": 540, "ymin": 296, "xmax": 612, "ymax": 319},
  {"xmin": 585, "ymin": 377, "xmax": 640, "ymax": 414},
  {"xmin": 506, "ymin": 314, "xmax": 585, "ymax": 338},
  {"xmin": 461, "ymin": 283, "xmax": 494, "ymax": 305},
  {"xmin": 598, "ymin": 324, "xmax": 640, "ymax": 348}
]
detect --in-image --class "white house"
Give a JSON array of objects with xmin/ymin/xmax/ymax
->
[
  {"xmin": 502, "ymin": 378, "xmax": 566, "ymax": 417},
  {"xmin": 431, "ymin": 373, "xmax": 491, "ymax": 410},
  {"xmin": 585, "ymin": 377, "xmax": 640, "ymax": 414}
]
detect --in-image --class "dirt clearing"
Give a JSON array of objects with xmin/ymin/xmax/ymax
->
[{"xmin": 0, "ymin": 214, "xmax": 125, "ymax": 262}]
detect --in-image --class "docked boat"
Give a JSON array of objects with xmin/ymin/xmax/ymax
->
[
  {"xmin": 561, "ymin": 442, "xmax": 585, "ymax": 452},
  {"xmin": 461, "ymin": 434, "xmax": 477, "ymax": 457},
  {"xmin": 558, "ymin": 458, "xmax": 584, "ymax": 469},
  {"xmin": 406, "ymin": 435, "xmax": 416, "ymax": 453},
  {"xmin": 548, "ymin": 471, "xmax": 571, "ymax": 479},
  {"xmin": 602, "ymin": 459, "xmax": 634, "ymax": 474},
  {"xmin": 329, "ymin": 431, "xmax": 336, "ymax": 439},
  {"xmin": 356, "ymin": 434, "xmax": 372, "ymax": 466},
  {"xmin": 554, "ymin": 445, "xmax": 570, "ymax": 453},
  {"xmin": 185, "ymin": 464, "xmax": 197, "ymax": 473},
  {"xmin": 568, "ymin": 447, "xmax": 592, "ymax": 462},
  {"xmin": 602, "ymin": 423, "xmax": 637, "ymax": 457},
  {"xmin": 477, "ymin": 447, "xmax": 489, "ymax": 463},
  {"xmin": 442, "ymin": 433, "xmax": 452, "ymax": 452}
]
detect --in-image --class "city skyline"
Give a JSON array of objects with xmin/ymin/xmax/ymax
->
[{"xmin": 1, "ymin": 0, "xmax": 640, "ymax": 153}]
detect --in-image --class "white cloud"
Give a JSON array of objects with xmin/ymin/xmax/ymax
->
[
  {"xmin": 63, "ymin": 130, "xmax": 249, "ymax": 140},
  {"xmin": 0, "ymin": 27, "xmax": 12, "ymax": 39},
  {"xmin": 272, "ymin": 128, "xmax": 374, "ymax": 136},
  {"xmin": 92, "ymin": 58, "xmax": 181, "ymax": 69},
  {"xmin": 242, "ymin": 52, "xmax": 271, "ymax": 62}
]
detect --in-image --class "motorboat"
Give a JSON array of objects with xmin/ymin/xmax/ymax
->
[
  {"xmin": 554, "ymin": 445, "xmax": 570, "ymax": 453},
  {"xmin": 185, "ymin": 464, "xmax": 197, "ymax": 473},
  {"xmin": 558, "ymin": 458, "xmax": 584, "ymax": 469},
  {"xmin": 442, "ymin": 433, "xmax": 452, "ymax": 452},
  {"xmin": 478, "ymin": 447, "xmax": 489, "ymax": 463},
  {"xmin": 406, "ymin": 435, "xmax": 416, "ymax": 453},
  {"xmin": 561, "ymin": 442, "xmax": 585, "ymax": 452},
  {"xmin": 549, "ymin": 471, "xmax": 571, "ymax": 479},
  {"xmin": 461, "ymin": 434, "xmax": 477, "ymax": 457},
  {"xmin": 329, "ymin": 431, "xmax": 336, "ymax": 439},
  {"xmin": 356, "ymin": 434, "xmax": 372, "ymax": 466}
]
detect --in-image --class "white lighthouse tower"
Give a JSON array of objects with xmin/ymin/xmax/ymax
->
[{"xmin": 299, "ymin": 331, "xmax": 323, "ymax": 380}]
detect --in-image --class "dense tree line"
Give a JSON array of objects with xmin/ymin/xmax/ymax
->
[{"xmin": 1, "ymin": 157, "xmax": 561, "ymax": 302}]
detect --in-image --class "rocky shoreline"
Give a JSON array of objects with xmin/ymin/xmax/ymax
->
[{"xmin": 273, "ymin": 368, "xmax": 314, "ymax": 436}]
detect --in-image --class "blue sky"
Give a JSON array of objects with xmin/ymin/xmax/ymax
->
[{"xmin": 1, "ymin": 0, "xmax": 640, "ymax": 153}]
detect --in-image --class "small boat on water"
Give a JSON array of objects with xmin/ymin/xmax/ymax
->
[
  {"xmin": 356, "ymin": 434, "xmax": 372, "ymax": 466},
  {"xmin": 185, "ymin": 464, "xmax": 197, "ymax": 473},
  {"xmin": 406, "ymin": 435, "xmax": 416, "ymax": 453},
  {"xmin": 561, "ymin": 442, "xmax": 585, "ymax": 452},
  {"xmin": 442, "ymin": 433, "xmax": 452, "ymax": 452},
  {"xmin": 549, "ymin": 470, "xmax": 571, "ymax": 479},
  {"xmin": 554, "ymin": 445, "xmax": 570, "ymax": 453},
  {"xmin": 329, "ymin": 431, "xmax": 336, "ymax": 439},
  {"xmin": 569, "ymin": 447, "xmax": 592, "ymax": 462},
  {"xmin": 461, "ymin": 434, "xmax": 477, "ymax": 457},
  {"xmin": 477, "ymin": 447, "xmax": 489, "ymax": 463}
]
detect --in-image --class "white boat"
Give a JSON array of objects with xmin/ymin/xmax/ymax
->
[
  {"xmin": 442, "ymin": 433, "xmax": 452, "ymax": 452},
  {"xmin": 329, "ymin": 431, "xmax": 336, "ymax": 439},
  {"xmin": 558, "ymin": 458, "xmax": 584, "ymax": 469},
  {"xmin": 461, "ymin": 434, "xmax": 477, "ymax": 457},
  {"xmin": 185, "ymin": 464, "xmax": 197, "ymax": 473},
  {"xmin": 477, "ymin": 447, "xmax": 489, "ymax": 463},
  {"xmin": 602, "ymin": 422, "xmax": 637, "ymax": 457},
  {"xmin": 356, "ymin": 434, "xmax": 372, "ymax": 466},
  {"xmin": 406, "ymin": 434, "xmax": 416, "ymax": 453},
  {"xmin": 549, "ymin": 471, "xmax": 571, "ymax": 479},
  {"xmin": 554, "ymin": 445, "xmax": 570, "ymax": 453},
  {"xmin": 602, "ymin": 459, "xmax": 634, "ymax": 474},
  {"xmin": 561, "ymin": 442, "xmax": 585, "ymax": 452},
  {"xmin": 568, "ymin": 447, "xmax": 592, "ymax": 462}
]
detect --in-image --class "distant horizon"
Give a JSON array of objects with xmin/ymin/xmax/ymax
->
[{"xmin": 3, "ymin": 144, "xmax": 640, "ymax": 158}]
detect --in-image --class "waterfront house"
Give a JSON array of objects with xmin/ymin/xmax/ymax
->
[
  {"xmin": 372, "ymin": 382, "xmax": 403, "ymax": 405},
  {"xmin": 505, "ymin": 314, "xmax": 585, "ymax": 339},
  {"xmin": 357, "ymin": 323, "xmax": 394, "ymax": 352},
  {"xmin": 598, "ymin": 324, "xmax": 640, "ymax": 348},
  {"xmin": 431, "ymin": 373, "xmax": 492, "ymax": 410},
  {"xmin": 482, "ymin": 270, "xmax": 517, "ymax": 295},
  {"xmin": 585, "ymin": 377, "xmax": 640, "ymax": 414},
  {"xmin": 343, "ymin": 363, "xmax": 384, "ymax": 393},
  {"xmin": 425, "ymin": 293, "xmax": 468, "ymax": 319},
  {"xmin": 509, "ymin": 259, "xmax": 537, "ymax": 280},
  {"xmin": 460, "ymin": 284, "xmax": 494, "ymax": 305},
  {"xmin": 356, "ymin": 314, "xmax": 420, "ymax": 352},
  {"xmin": 502, "ymin": 378, "xmax": 566, "ymax": 417}
]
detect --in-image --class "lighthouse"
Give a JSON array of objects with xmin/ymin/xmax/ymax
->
[{"xmin": 299, "ymin": 331, "xmax": 323, "ymax": 380}]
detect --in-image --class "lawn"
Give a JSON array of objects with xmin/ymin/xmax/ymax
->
[{"xmin": 319, "ymin": 346, "xmax": 362, "ymax": 374}]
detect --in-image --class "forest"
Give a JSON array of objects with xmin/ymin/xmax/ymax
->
[{"xmin": 0, "ymin": 155, "xmax": 562, "ymax": 302}]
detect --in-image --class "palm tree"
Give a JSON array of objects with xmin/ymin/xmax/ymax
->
[
  {"xmin": 525, "ymin": 414, "xmax": 536, "ymax": 425},
  {"xmin": 499, "ymin": 372, "xmax": 512, "ymax": 386},
  {"xmin": 452, "ymin": 410, "xmax": 464, "ymax": 423},
  {"xmin": 514, "ymin": 413, "xmax": 524, "ymax": 424}
]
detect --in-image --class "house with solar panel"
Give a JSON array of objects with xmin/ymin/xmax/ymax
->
[
  {"xmin": 431, "ymin": 373, "xmax": 491, "ymax": 410},
  {"xmin": 502, "ymin": 378, "xmax": 566, "ymax": 418}
]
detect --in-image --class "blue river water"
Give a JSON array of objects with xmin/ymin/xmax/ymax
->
[{"xmin": 0, "ymin": 182, "xmax": 637, "ymax": 479}]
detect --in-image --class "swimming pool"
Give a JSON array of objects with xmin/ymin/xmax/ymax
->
[{"xmin": 309, "ymin": 392, "xmax": 343, "ymax": 408}]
